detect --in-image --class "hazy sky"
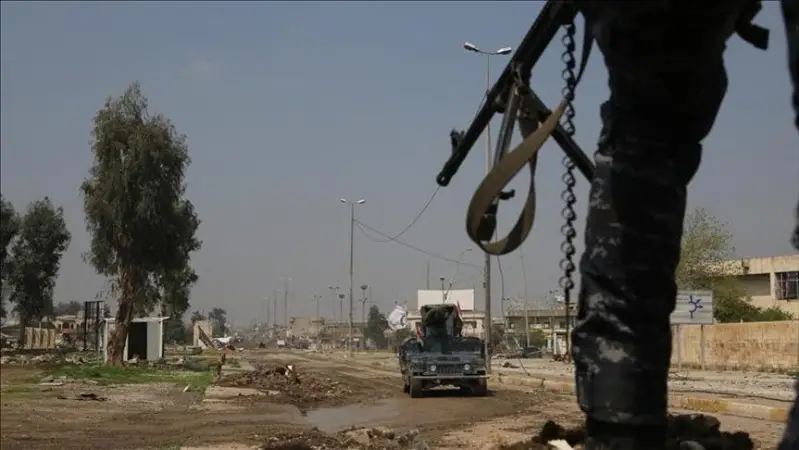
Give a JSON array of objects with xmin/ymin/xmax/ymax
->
[{"xmin": 2, "ymin": 2, "xmax": 797, "ymax": 326}]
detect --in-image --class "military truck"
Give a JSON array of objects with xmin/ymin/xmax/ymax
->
[{"xmin": 397, "ymin": 304, "xmax": 488, "ymax": 397}]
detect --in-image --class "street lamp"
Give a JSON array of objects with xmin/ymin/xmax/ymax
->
[
  {"xmin": 462, "ymin": 42, "xmax": 513, "ymax": 56},
  {"xmin": 341, "ymin": 198, "xmax": 366, "ymax": 357},
  {"xmin": 280, "ymin": 277, "xmax": 291, "ymax": 338},
  {"xmin": 463, "ymin": 41, "xmax": 512, "ymax": 373},
  {"xmin": 328, "ymin": 285, "xmax": 340, "ymax": 322}
]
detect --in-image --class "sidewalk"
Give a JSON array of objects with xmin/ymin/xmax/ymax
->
[
  {"xmin": 491, "ymin": 371, "xmax": 792, "ymax": 423},
  {"xmin": 336, "ymin": 352, "xmax": 793, "ymax": 422}
]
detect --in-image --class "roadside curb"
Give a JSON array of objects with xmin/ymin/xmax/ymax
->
[{"xmin": 491, "ymin": 373, "xmax": 790, "ymax": 422}]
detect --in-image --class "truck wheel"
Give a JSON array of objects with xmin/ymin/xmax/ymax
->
[
  {"xmin": 409, "ymin": 378, "xmax": 424, "ymax": 398},
  {"xmin": 472, "ymin": 379, "xmax": 488, "ymax": 396}
]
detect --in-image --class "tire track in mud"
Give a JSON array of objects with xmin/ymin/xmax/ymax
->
[
  {"xmin": 247, "ymin": 351, "xmax": 574, "ymax": 441},
  {"xmin": 252, "ymin": 352, "xmax": 791, "ymax": 449}
]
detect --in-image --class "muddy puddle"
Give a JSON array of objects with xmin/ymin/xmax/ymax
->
[{"xmin": 304, "ymin": 399, "xmax": 402, "ymax": 433}]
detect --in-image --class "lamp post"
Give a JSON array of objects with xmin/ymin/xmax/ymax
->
[
  {"xmin": 329, "ymin": 285, "xmax": 340, "ymax": 323},
  {"xmin": 463, "ymin": 41, "xmax": 512, "ymax": 372},
  {"xmin": 341, "ymin": 198, "xmax": 366, "ymax": 357},
  {"xmin": 280, "ymin": 277, "xmax": 291, "ymax": 338}
]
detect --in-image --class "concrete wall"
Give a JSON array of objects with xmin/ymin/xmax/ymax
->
[
  {"xmin": 671, "ymin": 320, "xmax": 799, "ymax": 371},
  {"xmin": 193, "ymin": 320, "xmax": 212, "ymax": 347},
  {"xmin": 23, "ymin": 327, "xmax": 57, "ymax": 349}
]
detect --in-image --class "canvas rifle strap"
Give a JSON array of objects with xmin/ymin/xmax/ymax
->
[{"xmin": 466, "ymin": 22, "xmax": 593, "ymax": 256}]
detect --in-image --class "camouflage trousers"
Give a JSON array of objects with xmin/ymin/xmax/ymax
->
[{"xmin": 570, "ymin": 0, "xmax": 799, "ymax": 446}]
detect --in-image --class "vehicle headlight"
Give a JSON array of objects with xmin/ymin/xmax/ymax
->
[
  {"xmin": 463, "ymin": 363, "xmax": 471, "ymax": 371},
  {"xmin": 428, "ymin": 364, "xmax": 437, "ymax": 372}
]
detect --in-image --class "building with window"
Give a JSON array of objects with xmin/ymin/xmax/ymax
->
[
  {"xmin": 717, "ymin": 254, "xmax": 799, "ymax": 316},
  {"xmin": 405, "ymin": 289, "xmax": 486, "ymax": 337}
]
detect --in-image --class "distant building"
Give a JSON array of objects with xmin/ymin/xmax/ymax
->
[
  {"xmin": 287, "ymin": 316, "xmax": 326, "ymax": 338},
  {"xmin": 715, "ymin": 254, "xmax": 799, "ymax": 316},
  {"xmin": 405, "ymin": 289, "xmax": 486, "ymax": 337}
]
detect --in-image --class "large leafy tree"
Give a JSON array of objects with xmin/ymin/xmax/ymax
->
[
  {"xmin": 1, "ymin": 195, "xmax": 21, "ymax": 320},
  {"xmin": 208, "ymin": 307, "xmax": 228, "ymax": 337},
  {"xmin": 6, "ymin": 197, "xmax": 71, "ymax": 344},
  {"xmin": 161, "ymin": 265, "xmax": 198, "ymax": 344},
  {"xmin": 364, "ymin": 305, "xmax": 388, "ymax": 348},
  {"xmin": 678, "ymin": 208, "xmax": 793, "ymax": 322},
  {"xmin": 81, "ymin": 82, "xmax": 201, "ymax": 365}
]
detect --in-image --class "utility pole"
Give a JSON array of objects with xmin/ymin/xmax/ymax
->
[
  {"xmin": 338, "ymin": 293, "xmax": 345, "ymax": 326},
  {"xmin": 426, "ymin": 262, "xmax": 430, "ymax": 289},
  {"xmin": 359, "ymin": 284, "xmax": 368, "ymax": 349},
  {"xmin": 341, "ymin": 198, "xmax": 365, "ymax": 357},
  {"xmin": 328, "ymin": 285, "xmax": 338, "ymax": 322},
  {"xmin": 520, "ymin": 250, "xmax": 531, "ymax": 347},
  {"xmin": 265, "ymin": 296, "xmax": 271, "ymax": 332},
  {"xmin": 463, "ymin": 41, "xmax": 511, "ymax": 372},
  {"xmin": 281, "ymin": 277, "xmax": 290, "ymax": 337},
  {"xmin": 272, "ymin": 289, "xmax": 277, "ymax": 329},
  {"xmin": 440, "ymin": 277, "xmax": 446, "ymax": 303}
]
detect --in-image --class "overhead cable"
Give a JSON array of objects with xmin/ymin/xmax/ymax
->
[
  {"xmin": 354, "ymin": 219, "xmax": 481, "ymax": 269},
  {"xmin": 364, "ymin": 187, "xmax": 441, "ymax": 242}
]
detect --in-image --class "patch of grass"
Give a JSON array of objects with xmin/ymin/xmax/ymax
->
[
  {"xmin": 0, "ymin": 385, "xmax": 60, "ymax": 400},
  {"xmin": 44, "ymin": 364, "xmax": 215, "ymax": 390},
  {"xmin": 225, "ymin": 358, "xmax": 241, "ymax": 368}
]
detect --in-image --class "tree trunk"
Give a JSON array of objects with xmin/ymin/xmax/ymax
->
[{"xmin": 106, "ymin": 269, "xmax": 137, "ymax": 365}]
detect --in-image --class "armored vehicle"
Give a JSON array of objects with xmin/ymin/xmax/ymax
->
[{"xmin": 397, "ymin": 304, "xmax": 488, "ymax": 397}]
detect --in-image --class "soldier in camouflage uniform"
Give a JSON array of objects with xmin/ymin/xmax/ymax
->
[{"xmin": 570, "ymin": 1, "xmax": 798, "ymax": 449}]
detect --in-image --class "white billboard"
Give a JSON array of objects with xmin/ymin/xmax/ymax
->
[
  {"xmin": 670, "ymin": 290, "xmax": 714, "ymax": 325},
  {"xmin": 416, "ymin": 289, "xmax": 475, "ymax": 311}
]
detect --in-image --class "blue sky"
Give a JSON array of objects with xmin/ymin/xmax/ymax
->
[{"xmin": 2, "ymin": 2, "xmax": 797, "ymax": 326}]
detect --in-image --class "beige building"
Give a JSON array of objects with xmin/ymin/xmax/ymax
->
[
  {"xmin": 717, "ymin": 254, "xmax": 799, "ymax": 316},
  {"xmin": 287, "ymin": 316, "xmax": 325, "ymax": 338}
]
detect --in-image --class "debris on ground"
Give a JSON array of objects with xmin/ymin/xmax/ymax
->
[
  {"xmin": 260, "ymin": 426, "xmax": 427, "ymax": 450},
  {"xmin": 56, "ymin": 392, "xmax": 107, "ymax": 402},
  {"xmin": 217, "ymin": 363, "xmax": 359, "ymax": 410},
  {"xmin": 0, "ymin": 353, "xmax": 94, "ymax": 365},
  {"xmin": 551, "ymin": 354, "xmax": 571, "ymax": 363},
  {"xmin": 499, "ymin": 414, "xmax": 755, "ymax": 450}
]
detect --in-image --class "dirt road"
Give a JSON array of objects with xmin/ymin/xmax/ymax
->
[{"xmin": 0, "ymin": 350, "xmax": 789, "ymax": 450}]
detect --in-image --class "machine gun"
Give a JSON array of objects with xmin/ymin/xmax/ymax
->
[{"xmin": 436, "ymin": 0, "xmax": 768, "ymax": 360}]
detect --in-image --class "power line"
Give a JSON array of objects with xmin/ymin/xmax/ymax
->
[
  {"xmin": 363, "ymin": 187, "xmax": 441, "ymax": 242},
  {"xmin": 354, "ymin": 219, "xmax": 481, "ymax": 269}
]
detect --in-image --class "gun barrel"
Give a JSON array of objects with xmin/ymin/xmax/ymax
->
[{"xmin": 436, "ymin": 0, "xmax": 576, "ymax": 187}]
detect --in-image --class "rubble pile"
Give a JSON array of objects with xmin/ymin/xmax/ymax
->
[
  {"xmin": 0, "ymin": 353, "xmax": 93, "ymax": 365},
  {"xmin": 500, "ymin": 414, "xmax": 755, "ymax": 450},
  {"xmin": 217, "ymin": 364, "xmax": 356, "ymax": 409},
  {"xmin": 260, "ymin": 426, "xmax": 426, "ymax": 450}
]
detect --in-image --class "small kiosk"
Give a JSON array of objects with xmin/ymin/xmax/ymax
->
[{"xmin": 102, "ymin": 317, "xmax": 167, "ymax": 362}]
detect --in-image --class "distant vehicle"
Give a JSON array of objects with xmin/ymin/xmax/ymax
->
[
  {"xmin": 520, "ymin": 346, "xmax": 544, "ymax": 358},
  {"xmin": 397, "ymin": 304, "xmax": 488, "ymax": 398},
  {"xmin": 276, "ymin": 339, "xmax": 286, "ymax": 347}
]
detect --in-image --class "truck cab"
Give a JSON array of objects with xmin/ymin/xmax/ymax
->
[{"xmin": 397, "ymin": 304, "xmax": 488, "ymax": 397}]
